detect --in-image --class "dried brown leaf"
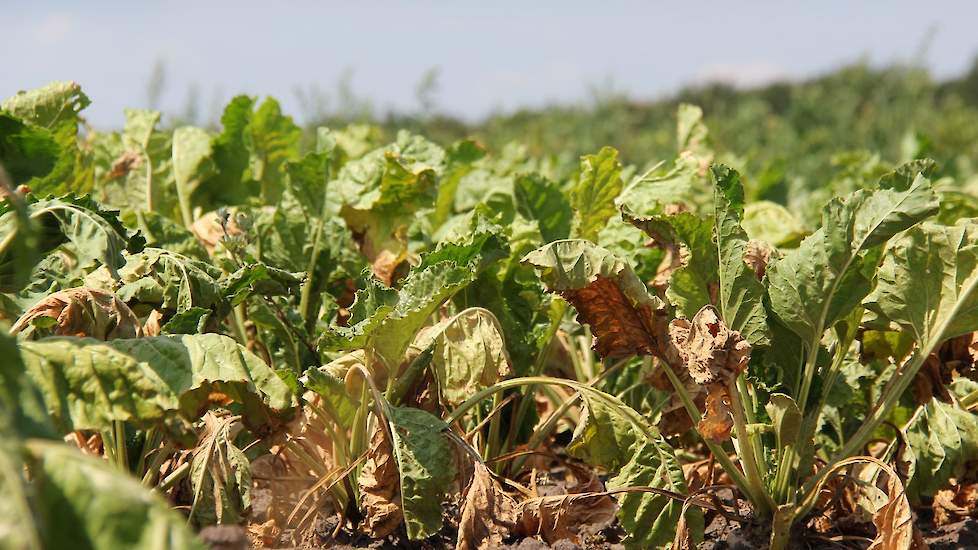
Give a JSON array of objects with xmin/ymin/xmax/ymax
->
[
  {"xmin": 562, "ymin": 275, "xmax": 663, "ymax": 358},
  {"xmin": 246, "ymin": 519, "xmax": 281, "ymax": 548},
  {"xmin": 646, "ymin": 363, "xmax": 705, "ymax": 436},
  {"xmin": 698, "ymin": 384, "xmax": 734, "ymax": 442},
  {"xmin": 744, "ymin": 239, "xmax": 772, "ymax": 280},
  {"xmin": 868, "ymin": 473, "xmax": 928, "ymax": 550},
  {"xmin": 191, "ymin": 210, "xmax": 244, "ymax": 255},
  {"xmin": 669, "ymin": 306, "xmax": 749, "ymax": 386},
  {"xmin": 11, "ymin": 287, "xmax": 142, "ymax": 340},
  {"xmin": 358, "ymin": 423, "xmax": 403, "ymax": 538},
  {"xmin": 143, "ymin": 308, "xmax": 164, "ymax": 337},
  {"xmin": 371, "ymin": 249, "xmax": 405, "ymax": 287},
  {"xmin": 516, "ymin": 466, "xmax": 616, "ymax": 545},
  {"xmin": 457, "ymin": 463, "xmax": 518, "ymax": 550},
  {"xmin": 933, "ymin": 481, "xmax": 978, "ymax": 527},
  {"xmin": 517, "ymin": 491, "xmax": 617, "ymax": 545},
  {"xmin": 108, "ymin": 149, "xmax": 143, "ymax": 179}
]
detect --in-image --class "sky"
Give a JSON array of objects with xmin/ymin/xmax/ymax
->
[{"xmin": 4, "ymin": 1, "xmax": 978, "ymax": 128}]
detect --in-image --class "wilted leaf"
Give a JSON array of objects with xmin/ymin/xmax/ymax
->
[
  {"xmin": 867, "ymin": 472, "xmax": 927, "ymax": 550},
  {"xmin": 457, "ymin": 462, "xmax": 518, "ymax": 550},
  {"xmin": 358, "ymin": 406, "xmax": 457, "ymax": 540},
  {"xmin": 668, "ymin": 306, "xmax": 749, "ymax": 441},
  {"xmin": 522, "ymin": 240, "xmax": 668, "ymax": 358},
  {"xmin": 416, "ymin": 307, "xmax": 511, "ymax": 407},
  {"xmin": 933, "ymin": 481, "xmax": 978, "ymax": 527},
  {"xmin": 189, "ymin": 413, "xmax": 252, "ymax": 526},
  {"xmin": 669, "ymin": 306, "xmax": 750, "ymax": 386},
  {"xmin": 359, "ymin": 422, "xmax": 403, "ymax": 538},
  {"xmin": 114, "ymin": 248, "xmax": 226, "ymax": 315},
  {"xmin": 518, "ymin": 491, "xmax": 617, "ymax": 545},
  {"xmin": 11, "ymin": 287, "xmax": 141, "ymax": 340}
]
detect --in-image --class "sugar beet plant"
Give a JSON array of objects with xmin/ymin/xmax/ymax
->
[{"xmin": 3, "ymin": 81, "xmax": 978, "ymax": 550}]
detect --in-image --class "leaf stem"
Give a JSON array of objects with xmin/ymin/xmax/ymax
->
[
  {"xmin": 657, "ymin": 364, "xmax": 759, "ymax": 511},
  {"xmin": 726, "ymin": 378, "xmax": 774, "ymax": 517}
]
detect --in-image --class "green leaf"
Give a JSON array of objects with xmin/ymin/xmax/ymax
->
[
  {"xmin": 0, "ymin": 191, "xmax": 40, "ymax": 293},
  {"xmin": 199, "ymin": 96, "xmax": 301, "ymax": 206},
  {"xmin": 866, "ymin": 219, "xmax": 978, "ymax": 353},
  {"xmin": 385, "ymin": 406, "xmax": 457, "ymax": 540},
  {"xmin": 246, "ymin": 98, "xmax": 302, "ymax": 204},
  {"xmin": 766, "ymin": 393, "xmax": 802, "ymax": 455},
  {"xmin": 6, "ymin": 440, "xmax": 204, "ymax": 550},
  {"xmin": 570, "ymin": 146, "xmax": 624, "ymax": 242},
  {"xmin": 522, "ymin": 239, "xmax": 666, "ymax": 358},
  {"xmin": 0, "ymin": 331, "xmax": 55, "ymax": 439},
  {"xmin": 559, "ymin": 384, "xmax": 702, "ymax": 549},
  {"xmin": 2, "ymin": 81, "xmax": 90, "ymax": 129},
  {"xmin": 418, "ymin": 208, "xmax": 509, "ymax": 271},
  {"xmin": 160, "ymin": 307, "xmax": 211, "ymax": 334},
  {"xmin": 301, "ymin": 355, "xmax": 361, "ymax": 427},
  {"xmin": 173, "ymin": 126, "xmax": 216, "ymax": 216},
  {"xmin": 712, "ymin": 165, "xmax": 769, "ymax": 345},
  {"xmin": 320, "ymin": 275, "xmax": 398, "ymax": 351},
  {"xmin": 115, "ymin": 248, "xmax": 226, "ymax": 315},
  {"xmin": 325, "ymin": 259, "xmax": 477, "ymax": 369},
  {"xmin": 0, "ymin": 196, "xmax": 144, "ymax": 293},
  {"xmin": 222, "ymin": 263, "xmax": 304, "ymax": 306},
  {"xmin": 623, "ymin": 206, "xmax": 716, "ymax": 319},
  {"xmin": 0, "ymin": 113, "xmax": 60, "ymax": 185},
  {"xmin": 335, "ymin": 131, "xmax": 444, "ymax": 278},
  {"xmin": 92, "ymin": 110, "xmax": 178, "ymax": 215},
  {"xmin": 122, "ymin": 210, "xmax": 209, "ymax": 260},
  {"xmin": 514, "ymin": 173, "xmax": 572, "ymax": 243},
  {"xmin": 19, "ymin": 333, "xmax": 295, "ymax": 443},
  {"xmin": 904, "ymin": 399, "xmax": 978, "ymax": 501},
  {"xmin": 767, "ymin": 173, "xmax": 938, "ymax": 347},
  {"xmin": 609, "ymin": 439, "xmax": 704, "ymax": 550},
  {"xmin": 371, "ymin": 261, "xmax": 477, "ymax": 368}
]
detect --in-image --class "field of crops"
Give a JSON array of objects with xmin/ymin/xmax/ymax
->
[{"xmin": 4, "ymin": 70, "xmax": 978, "ymax": 550}]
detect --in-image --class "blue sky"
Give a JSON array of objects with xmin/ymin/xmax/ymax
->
[{"xmin": 5, "ymin": 1, "xmax": 978, "ymax": 127}]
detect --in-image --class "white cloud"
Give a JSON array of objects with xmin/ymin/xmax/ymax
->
[
  {"xmin": 33, "ymin": 13, "xmax": 76, "ymax": 47},
  {"xmin": 693, "ymin": 61, "xmax": 791, "ymax": 88}
]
